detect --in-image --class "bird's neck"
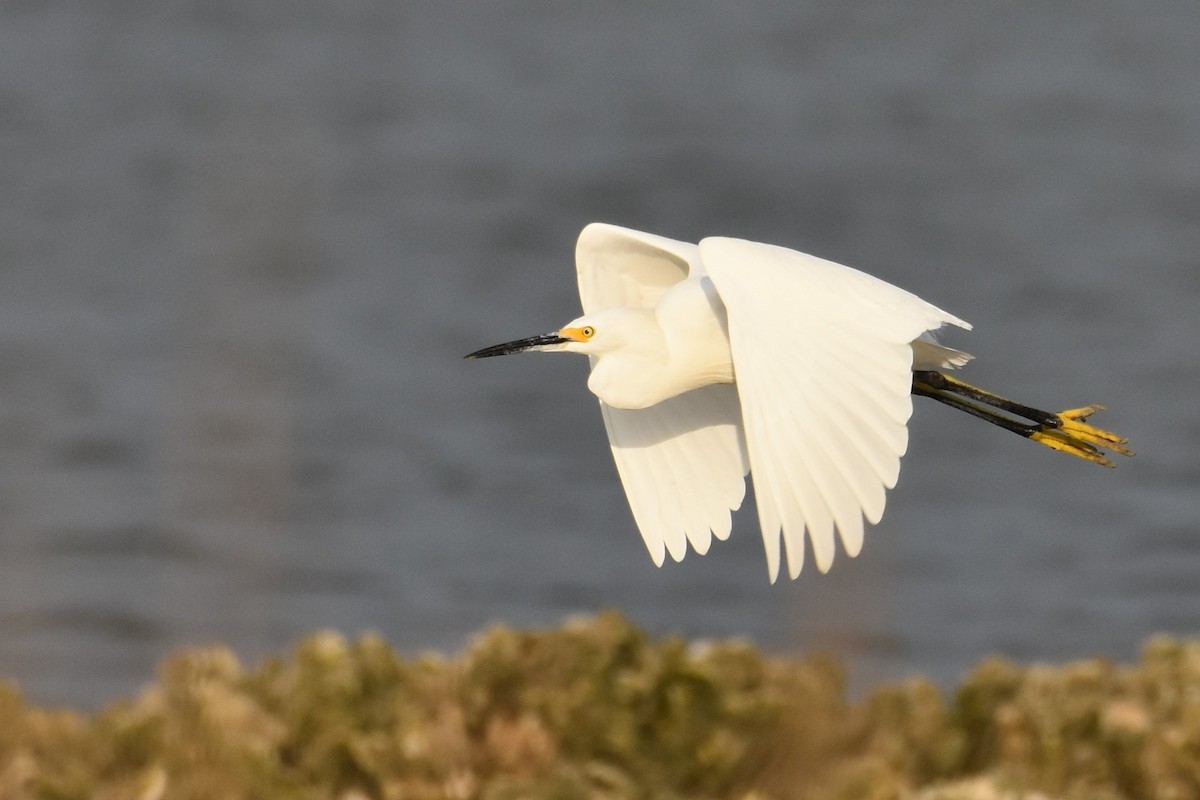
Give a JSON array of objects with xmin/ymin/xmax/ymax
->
[
  {"xmin": 586, "ymin": 324, "xmax": 670, "ymax": 409},
  {"xmin": 585, "ymin": 298, "xmax": 734, "ymax": 410}
]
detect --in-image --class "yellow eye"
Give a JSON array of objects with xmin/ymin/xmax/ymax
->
[{"xmin": 581, "ymin": 326, "xmax": 595, "ymax": 338}]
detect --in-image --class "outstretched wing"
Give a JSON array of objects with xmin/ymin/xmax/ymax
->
[
  {"xmin": 600, "ymin": 388, "xmax": 746, "ymax": 564},
  {"xmin": 575, "ymin": 224, "xmax": 748, "ymax": 565},
  {"xmin": 576, "ymin": 223, "xmax": 698, "ymax": 314},
  {"xmin": 700, "ymin": 236, "xmax": 970, "ymax": 582}
]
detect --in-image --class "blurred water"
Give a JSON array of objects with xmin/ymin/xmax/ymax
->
[{"xmin": 0, "ymin": 2, "xmax": 1197, "ymax": 709}]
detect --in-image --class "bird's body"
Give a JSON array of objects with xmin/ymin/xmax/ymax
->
[
  {"xmin": 585, "ymin": 277, "xmax": 732, "ymax": 409},
  {"xmin": 467, "ymin": 223, "xmax": 1131, "ymax": 581}
]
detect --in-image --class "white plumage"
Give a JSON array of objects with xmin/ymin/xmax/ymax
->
[
  {"xmin": 467, "ymin": 223, "xmax": 1128, "ymax": 581},
  {"xmin": 577, "ymin": 224, "xmax": 968, "ymax": 581}
]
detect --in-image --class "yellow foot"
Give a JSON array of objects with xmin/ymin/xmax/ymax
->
[
  {"xmin": 1056, "ymin": 405, "xmax": 1135, "ymax": 455},
  {"xmin": 1030, "ymin": 405, "xmax": 1134, "ymax": 467}
]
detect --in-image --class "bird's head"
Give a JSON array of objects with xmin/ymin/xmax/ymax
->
[{"xmin": 464, "ymin": 310, "xmax": 643, "ymax": 360}]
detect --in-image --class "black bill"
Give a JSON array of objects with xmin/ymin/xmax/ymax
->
[{"xmin": 464, "ymin": 332, "xmax": 569, "ymax": 359}]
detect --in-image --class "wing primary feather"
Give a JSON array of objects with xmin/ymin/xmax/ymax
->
[
  {"xmin": 741, "ymin": 393, "xmax": 786, "ymax": 582},
  {"xmin": 815, "ymin": 331, "xmax": 916, "ymax": 425},
  {"xmin": 738, "ymin": 348, "xmax": 832, "ymax": 578},
  {"xmin": 637, "ymin": 409, "xmax": 689, "ymax": 563},
  {"xmin": 735, "ymin": 360, "xmax": 782, "ymax": 574},
  {"xmin": 604, "ymin": 406, "xmax": 667, "ymax": 567},
  {"xmin": 805, "ymin": 343, "xmax": 912, "ymax": 491},
  {"xmin": 783, "ymin": 355, "xmax": 885, "ymax": 559},
  {"xmin": 757, "ymin": 361, "xmax": 842, "ymax": 574},
  {"xmin": 798, "ymin": 364, "xmax": 892, "ymax": 525},
  {"xmin": 658, "ymin": 424, "xmax": 713, "ymax": 556},
  {"xmin": 671, "ymin": 394, "xmax": 737, "ymax": 552}
]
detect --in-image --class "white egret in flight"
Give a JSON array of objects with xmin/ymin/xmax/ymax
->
[{"xmin": 466, "ymin": 224, "xmax": 1131, "ymax": 582}]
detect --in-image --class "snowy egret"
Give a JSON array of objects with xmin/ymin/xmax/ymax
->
[{"xmin": 466, "ymin": 224, "xmax": 1131, "ymax": 582}]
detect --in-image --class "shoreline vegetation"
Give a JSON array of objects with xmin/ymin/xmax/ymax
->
[{"xmin": 1, "ymin": 612, "xmax": 1197, "ymax": 799}]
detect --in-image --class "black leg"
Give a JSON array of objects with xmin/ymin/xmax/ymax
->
[
  {"xmin": 911, "ymin": 378, "xmax": 1039, "ymax": 438},
  {"xmin": 911, "ymin": 371, "xmax": 1133, "ymax": 467},
  {"xmin": 913, "ymin": 370, "xmax": 1058, "ymax": 426}
]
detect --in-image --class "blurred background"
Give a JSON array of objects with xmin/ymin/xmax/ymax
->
[{"xmin": 0, "ymin": 2, "xmax": 1196, "ymax": 710}]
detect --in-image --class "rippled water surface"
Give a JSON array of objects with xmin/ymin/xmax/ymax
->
[{"xmin": 0, "ymin": 3, "xmax": 1197, "ymax": 708}]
